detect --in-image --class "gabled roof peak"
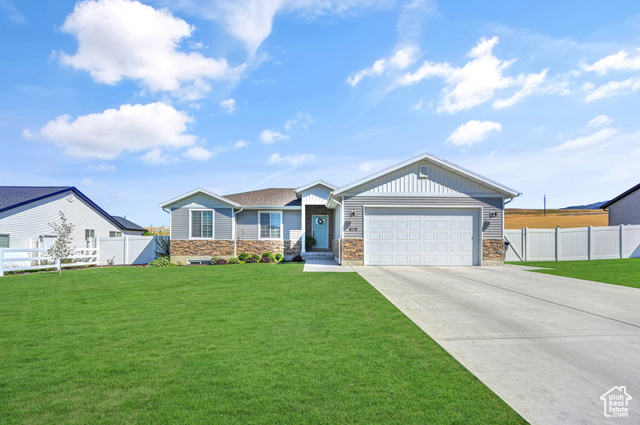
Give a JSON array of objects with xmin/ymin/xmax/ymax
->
[{"xmin": 295, "ymin": 180, "xmax": 337, "ymax": 193}]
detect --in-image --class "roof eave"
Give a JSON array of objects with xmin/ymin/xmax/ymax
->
[
  {"xmin": 159, "ymin": 188, "xmax": 241, "ymax": 209},
  {"xmin": 600, "ymin": 183, "xmax": 640, "ymax": 210},
  {"xmin": 295, "ymin": 180, "xmax": 337, "ymax": 194}
]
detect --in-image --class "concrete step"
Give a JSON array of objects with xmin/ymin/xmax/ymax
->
[{"xmin": 304, "ymin": 252, "xmax": 335, "ymax": 260}]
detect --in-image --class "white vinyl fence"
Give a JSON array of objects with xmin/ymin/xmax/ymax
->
[
  {"xmin": 0, "ymin": 235, "xmax": 168, "ymax": 276},
  {"xmin": 505, "ymin": 225, "xmax": 640, "ymax": 262}
]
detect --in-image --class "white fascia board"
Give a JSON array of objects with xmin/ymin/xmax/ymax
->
[
  {"xmin": 158, "ymin": 188, "xmax": 241, "ymax": 209},
  {"xmin": 332, "ymin": 152, "xmax": 521, "ymax": 198},
  {"xmin": 295, "ymin": 180, "xmax": 338, "ymax": 194},
  {"xmin": 240, "ymin": 206, "xmax": 302, "ymax": 210}
]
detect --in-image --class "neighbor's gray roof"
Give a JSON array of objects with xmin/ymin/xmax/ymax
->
[
  {"xmin": 0, "ymin": 186, "xmax": 72, "ymax": 212},
  {"xmin": 224, "ymin": 188, "xmax": 301, "ymax": 207},
  {"xmin": 111, "ymin": 216, "xmax": 147, "ymax": 232}
]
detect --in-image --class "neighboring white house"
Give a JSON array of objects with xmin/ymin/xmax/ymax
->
[
  {"xmin": 601, "ymin": 183, "xmax": 640, "ymax": 226},
  {"xmin": 0, "ymin": 186, "xmax": 145, "ymax": 250}
]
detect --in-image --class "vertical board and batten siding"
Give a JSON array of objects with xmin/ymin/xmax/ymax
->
[
  {"xmin": 350, "ymin": 161, "xmax": 503, "ymax": 196},
  {"xmin": 301, "ymin": 186, "xmax": 332, "ymax": 205},
  {"xmin": 504, "ymin": 225, "xmax": 640, "ymax": 261},
  {"xmin": 236, "ymin": 210, "xmax": 302, "ymax": 240},
  {"xmin": 0, "ymin": 191, "xmax": 139, "ymax": 249},
  {"xmin": 608, "ymin": 190, "xmax": 640, "ymax": 225},
  {"xmin": 342, "ymin": 196, "xmax": 503, "ymax": 239},
  {"xmin": 169, "ymin": 193, "xmax": 234, "ymax": 240}
]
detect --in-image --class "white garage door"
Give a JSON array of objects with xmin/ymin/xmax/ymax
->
[{"xmin": 364, "ymin": 208, "xmax": 479, "ymax": 266}]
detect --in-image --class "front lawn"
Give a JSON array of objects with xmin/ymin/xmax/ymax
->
[
  {"xmin": 0, "ymin": 265, "xmax": 524, "ymax": 424},
  {"xmin": 509, "ymin": 258, "xmax": 640, "ymax": 289}
]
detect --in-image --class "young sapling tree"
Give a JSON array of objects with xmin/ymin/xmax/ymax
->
[{"xmin": 47, "ymin": 211, "xmax": 75, "ymax": 276}]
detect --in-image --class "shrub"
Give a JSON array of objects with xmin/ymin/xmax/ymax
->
[
  {"xmin": 239, "ymin": 260, "xmax": 246, "ymax": 265},
  {"xmin": 259, "ymin": 256, "xmax": 273, "ymax": 263},
  {"xmin": 149, "ymin": 256, "xmax": 176, "ymax": 267},
  {"xmin": 245, "ymin": 257, "xmax": 258, "ymax": 263},
  {"xmin": 291, "ymin": 254, "xmax": 305, "ymax": 263},
  {"xmin": 262, "ymin": 251, "xmax": 277, "ymax": 263},
  {"xmin": 214, "ymin": 258, "xmax": 228, "ymax": 265},
  {"xmin": 238, "ymin": 252, "xmax": 249, "ymax": 261},
  {"xmin": 305, "ymin": 236, "xmax": 317, "ymax": 250},
  {"xmin": 275, "ymin": 253, "xmax": 284, "ymax": 262},
  {"xmin": 261, "ymin": 251, "xmax": 272, "ymax": 258},
  {"xmin": 211, "ymin": 256, "xmax": 219, "ymax": 263},
  {"xmin": 250, "ymin": 254, "xmax": 260, "ymax": 261},
  {"xmin": 227, "ymin": 257, "xmax": 239, "ymax": 264}
]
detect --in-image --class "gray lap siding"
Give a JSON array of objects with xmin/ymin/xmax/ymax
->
[
  {"xmin": 170, "ymin": 207, "xmax": 233, "ymax": 240},
  {"xmin": 342, "ymin": 196, "xmax": 503, "ymax": 240},
  {"xmin": 236, "ymin": 210, "xmax": 301, "ymax": 240}
]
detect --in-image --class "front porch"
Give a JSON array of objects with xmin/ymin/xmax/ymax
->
[{"xmin": 302, "ymin": 205, "xmax": 335, "ymax": 254}]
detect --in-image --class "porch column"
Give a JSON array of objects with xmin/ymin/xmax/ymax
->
[{"xmin": 301, "ymin": 202, "xmax": 306, "ymax": 254}]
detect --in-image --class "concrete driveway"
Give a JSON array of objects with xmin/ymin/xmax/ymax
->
[{"xmin": 354, "ymin": 265, "xmax": 640, "ymax": 425}]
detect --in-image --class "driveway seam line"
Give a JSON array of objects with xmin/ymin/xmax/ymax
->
[{"xmin": 427, "ymin": 267, "xmax": 640, "ymax": 330}]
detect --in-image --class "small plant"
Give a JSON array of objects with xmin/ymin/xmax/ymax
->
[
  {"xmin": 227, "ymin": 257, "xmax": 239, "ymax": 264},
  {"xmin": 291, "ymin": 254, "xmax": 305, "ymax": 263},
  {"xmin": 275, "ymin": 253, "xmax": 284, "ymax": 262},
  {"xmin": 305, "ymin": 236, "xmax": 317, "ymax": 250},
  {"xmin": 211, "ymin": 256, "xmax": 219, "ymax": 263},
  {"xmin": 259, "ymin": 256, "xmax": 273, "ymax": 263},
  {"xmin": 148, "ymin": 257, "xmax": 176, "ymax": 267},
  {"xmin": 214, "ymin": 258, "xmax": 228, "ymax": 265},
  {"xmin": 262, "ymin": 251, "xmax": 277, "ymax": 263},
  {"xmin": 106, "ymin": 256, "xmax": 115, "ymax": 266},
  {"xmin": 239, "ymin": 260, "xmax": 246, "ymax": 265},
  {"xmin": 245, "ymin": 257, "xmax": 258, "ymax": 263},
  {"xmin": 250, "ymin": 254, "xmax": 260, "ymax": 261},
  {"xmin": 238, "ymin": 252, "xmax": 249, "ymax": 261}
]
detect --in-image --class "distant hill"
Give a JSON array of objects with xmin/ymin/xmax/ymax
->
[{"xmin": 562, "ymin": 201, "xmax": 608, "ymax": 210}]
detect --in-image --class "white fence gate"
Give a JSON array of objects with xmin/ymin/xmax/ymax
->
[
  {"xmin": 505, "ymin": 225, "xmax": 640, "ymax": 262},
  {"xmin": 0, "ymin": 235, "xmax": 169, "ymax": 276}
]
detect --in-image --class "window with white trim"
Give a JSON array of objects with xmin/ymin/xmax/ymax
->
[
  {"xmin": 0, "ymin": 234, "xmax": 9, "ymax": 248},
  {"xmin": 259, "ymin": 211, "xmax": 282, "ymax": 239},
  {"xmin": 191, "ymin": 210, "xmax": 213, "ymax": 238},
  {"xmin": 85, "ymin": 229, "xmax": 95, "ymax": 241},
  {"xmin": 109, "ymin": 231, "xmax": 123, "ymax": 238}
]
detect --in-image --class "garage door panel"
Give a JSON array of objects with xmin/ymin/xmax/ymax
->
[{"xmin": 365, "ymin": 208, "xmax": 479, "ymax": 266}]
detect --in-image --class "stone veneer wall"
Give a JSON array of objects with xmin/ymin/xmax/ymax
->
[
  {"xmin": 341, "ymin": 239, "xmax": 364, "ymax": 262},
  {"xmin": 483, "ymin": 239, "xmax": 505, "ymax": 262},
  {"xmin": 236, "ymin": 240, "xmax": 302, "ymax": 257},
  {"xmin": 332, "ymin": 239, "xmax": 340, "ymax": 262},
  {"xmin": 171, "ymin": 240, "xmax": 234, "ymax": 257}
]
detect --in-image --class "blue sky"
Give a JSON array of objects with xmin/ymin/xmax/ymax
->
[{"xmin": 2, "ymin": 0, "xmax": 640, "ymax": 226}]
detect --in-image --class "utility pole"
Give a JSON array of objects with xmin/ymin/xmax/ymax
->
[{"xmin": 544, "ymin": 195, "xmax": 547, "ymax": 216}]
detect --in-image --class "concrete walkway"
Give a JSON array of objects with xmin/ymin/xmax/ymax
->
[
  {"xmin": 303, "ymin": 259, "xmax": 355, "ymax": 272},
  {"xmin": 354, "ymin": 265, "xmax": 640, "ymax": 425}
]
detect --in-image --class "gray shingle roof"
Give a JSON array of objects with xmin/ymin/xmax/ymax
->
[
  {"xmin": 111, "ymin": 216, "xmax": 147, "ymax": 232},
  {"xmin": 224, "ymin": 188, "xmax": 301, "ymax": 207},
  {"xmin": 0, "ymin": 186, "xmax": 72, "ymax": 212}
]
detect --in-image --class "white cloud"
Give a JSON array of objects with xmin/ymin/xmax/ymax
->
[
  {"xmin": 269, "ymin": 152, "xmax": 314, "ymax": 166},
  {"xmin": 0, "ymin": 0, "xmax": 26, "ymax": 24},
  {"xmin": 81, "ymin": 177, "xmax": 100, "ymax": 186},
  {"xmin": 260, "ymin": 129, "xmax": 289, "ymax": 144},
  {"xmin": 554, "ymin": 128, "xmax": 618, "ymax": 151},
  {"xmin": 58, "ymin": 0, "xmax": 245, "ymax": 100},
  {"xmin": 581, "ymin": 49, "xmax": 640, "ymax": 75},
  {"xmin": 398, "ymin": 37, "xmax": 547, "ymax": 113},
  {"xmin": 348, "ymin": 45, "xmax": 419, "ymax": 87},
  {"xmin": 183, "ymin": 146, "xmax": 220, "ymax": 161},
  {"xmin": 142, "ymin": 148, "xmax": 169, "ymax": 165},
  {"xmin": 24, "ymin": 102, "xmax": 196, "ymax": 160},
  {"xmin": 588, "ymin": 115, "xmax": 613, "ymax": 128},
  {"xmin": 284, "ymin": 112, "xmax": 315, "ymax": 130},
  {"xmin": 358, "ymin": 159, "xmax": 396, "ymax": 173},
  {"xmin": 174, "ymin": 0, "xmax": 391, "ymax": 55},
  {"xmin": 234, "ymin": 140, "xmax": 250, "ymax": 148},
  {"xmin": 584, "ymin": 77, "xmax": 640, "ymax": 102},
  {"xmin": 411, "ymin": 100, "xmax": 425, "ymax": 110},
  {"xmin": 88, "ymin": 163, "xmax": 117, "ymax": 172},
  {"xmin": 447, "ymin": 120, "xmax": 502, "ymax": 148},
  {"xmin": 220, "ymin": 98, "xmax": 236, "ymax": 114}
]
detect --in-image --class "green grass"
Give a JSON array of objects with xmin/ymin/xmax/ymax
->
[
  {"xmin": 509, "ymin": 258, "xmax": 640, "ymax": 289},
  {"xmin": 0, "ymin": 265, "xmax": 524, "ymax": 424}
]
